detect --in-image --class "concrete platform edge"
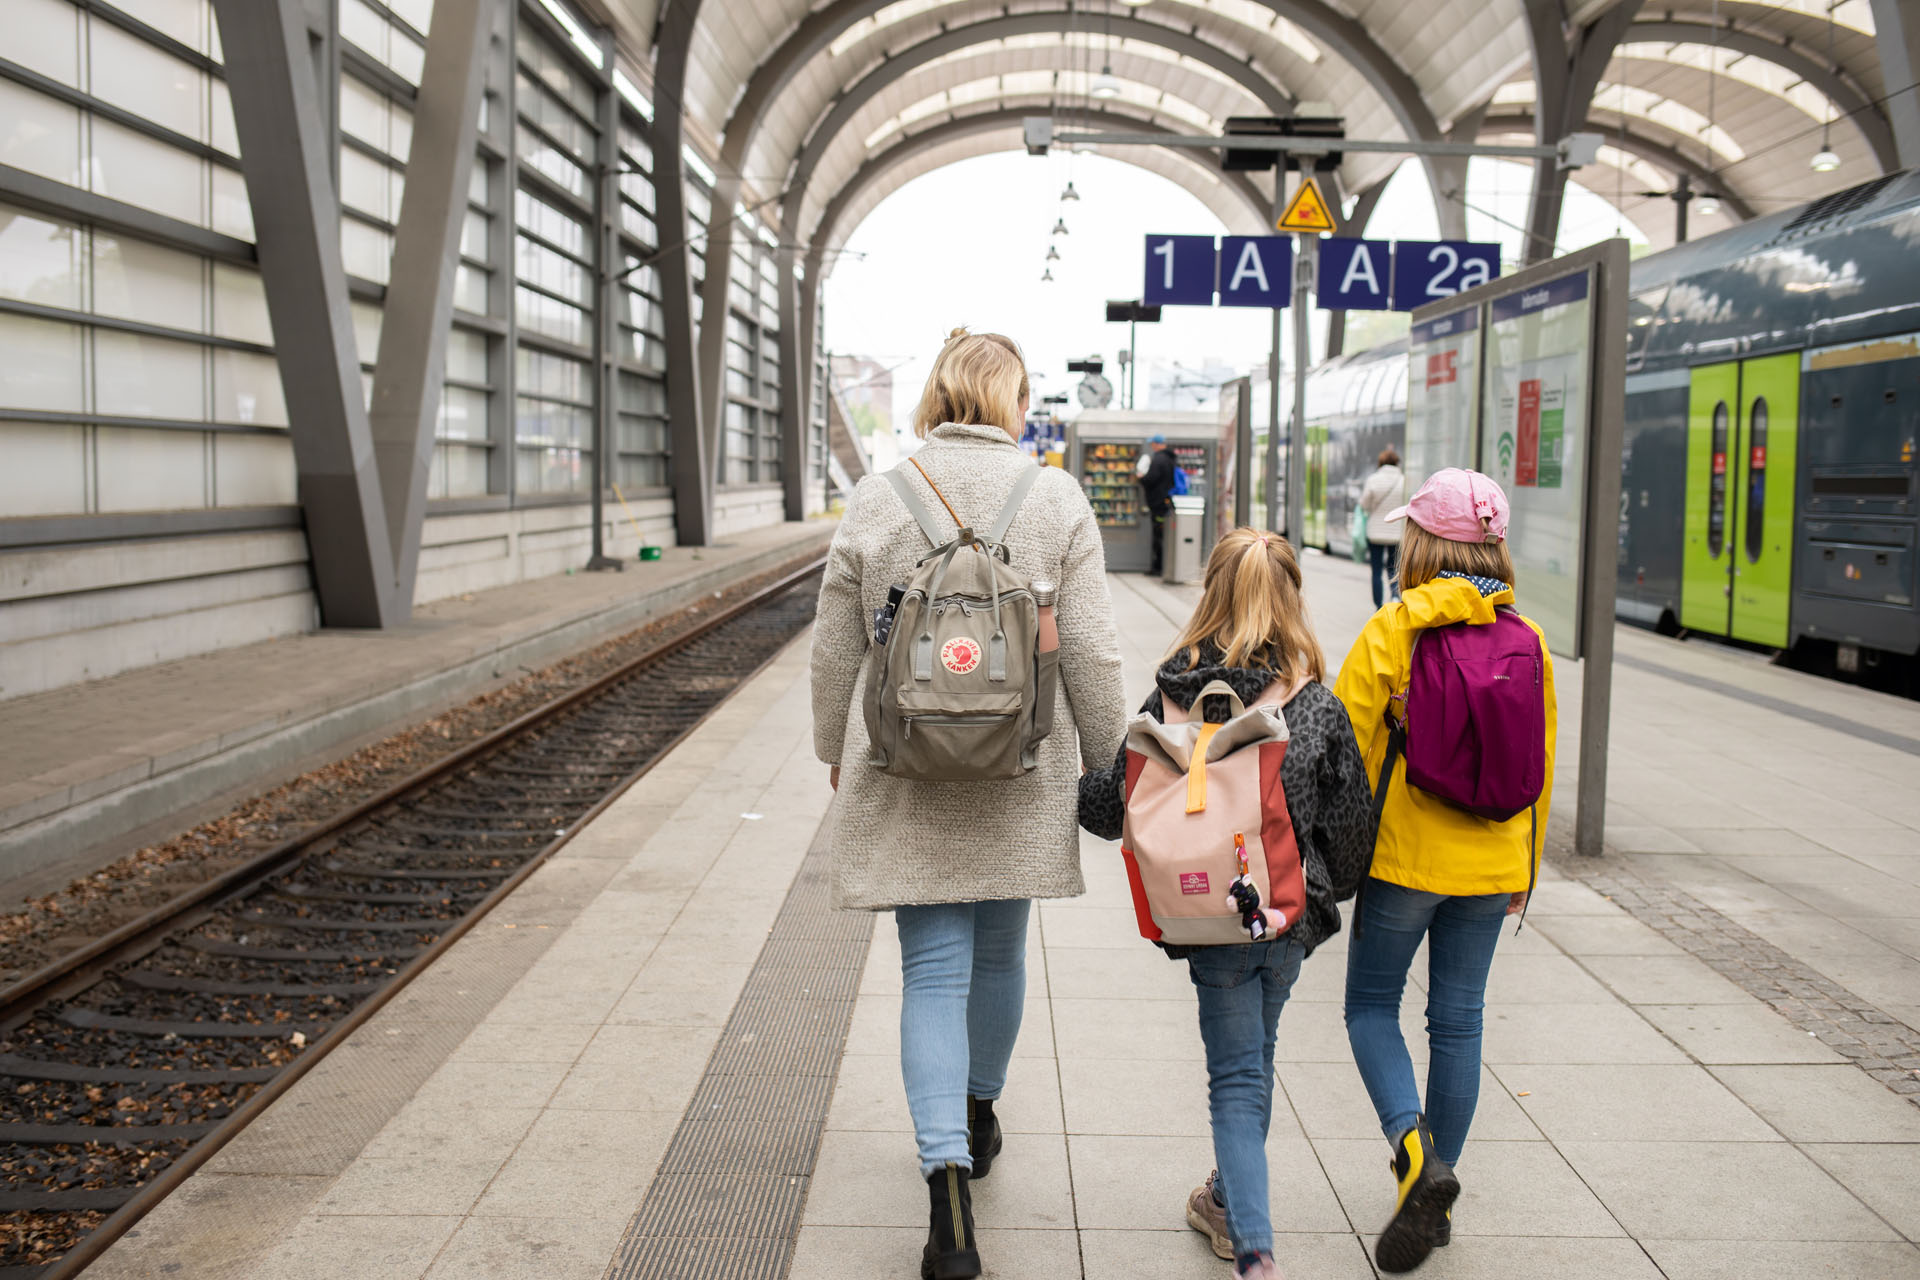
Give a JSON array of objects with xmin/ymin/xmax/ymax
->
[{"xmin": 0, "ymin": 527, "xmax": 831, "ymax": 887}]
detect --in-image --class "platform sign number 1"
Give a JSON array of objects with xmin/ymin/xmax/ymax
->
[
  {"xmin": 1391, "ymin": 240, "xmax": 1500, "ymax": 311},
  {"xmin": 1143, "ymin": 234, "xmax": 1218, "ymax": 306}
]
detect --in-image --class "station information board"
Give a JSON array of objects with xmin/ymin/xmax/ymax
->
[
  {"xmin": 1482, "ymin": 269, "xmax": 1594, "ymax": 656},
  {"xmin": 1404, "ymin": 304, "xmax": 1481, "ymax": 493}
]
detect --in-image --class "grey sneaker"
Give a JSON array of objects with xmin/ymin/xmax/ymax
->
[{"xmin": 1185, "ymin": 1170, "xmax": 1232, "ymax": 1260}]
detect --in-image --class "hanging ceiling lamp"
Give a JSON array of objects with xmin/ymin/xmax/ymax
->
[
  {"xmin": 1046, "ymin": 244, "xmax": 1061, "ymax": 261},
  {"xmin": 1091, "ymin": 65, "xmax": 1122, "ymax": 99},
  {"xmin": 1810, "ymin": 10, "xmax": 1841, "ymax": 174},
  {"xmin": 1041, "ymin": 267, "xmax": 1055, "ymax": 282},
  {"xmin": 1052, "ymin": 217, "xmax": 1069, "ymax": 235},
  {"xmin": 1060, "ymin": 181, "xmax": 1081, "ymax": 202},
  {"xmin": 1694, "ymin": 195, "xmax": 1721, "ymax": 217},
  {"xmin": 1118, "ymin": 0, "xmax": 1153, "ymax": 6}
]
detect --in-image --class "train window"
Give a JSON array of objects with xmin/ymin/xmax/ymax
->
[
  {"xmin": 1745, "ymin": 398, "xmax": 1768, "ymax": 562},
  {"xmin": 1708, "ymin": 400, "xmax": 1728, "ymax": 558}
]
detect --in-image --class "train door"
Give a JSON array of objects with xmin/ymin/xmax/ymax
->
[
  {"xmin": 1728, "ymin": 353, "xmax": 1799, "ymax": 647},
  {"xmin": 1306, "ymin": 423, "xmax": 1329, "ymax": 547},
  {"xmin": 1681, "ymin": 357, "xmax": 1799, "ymax": 642}
]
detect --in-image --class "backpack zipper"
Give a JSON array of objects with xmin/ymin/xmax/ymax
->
[{"xmin": 903, "ymin": 713, "xmax": 1015, "ymax": 739}]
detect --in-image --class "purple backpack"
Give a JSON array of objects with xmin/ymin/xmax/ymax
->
[{"xmin": 1384, "ymin": 607, "xmax": 1545, "ymax": 822}]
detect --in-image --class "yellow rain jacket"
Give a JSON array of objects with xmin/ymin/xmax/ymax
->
[{"xmin": 1333, "ymin": 575, "xmax": 1557, "ymax": 896}]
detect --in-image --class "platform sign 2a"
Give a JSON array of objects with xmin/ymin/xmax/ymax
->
[
  {"xmin": 1317, "ymin": 238, "xmax": 1391, "ymax": 310},
  {"xmin": 1143, "ymin": 234, "xmax": 1218, "ymax": 305},
  {"xmin": 1218, "ymin": 236, "xmax": 1291, "ymax": 308},
  {"xmin": 1391, "ymin": 240, "xmax": 1501, "ymax": 311}
]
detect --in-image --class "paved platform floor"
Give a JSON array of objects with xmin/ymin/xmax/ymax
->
[
  {"xmin": 91, "ymin": 562, "xmax": 1920, "ymax": 1279},
  {"xmin": 0, "ymin": 521, "xmax": 832, "ymax": 895}
]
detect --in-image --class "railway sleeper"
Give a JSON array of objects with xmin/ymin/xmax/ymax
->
[
  {"xmin": 0, "ymin": 1056, "xmax": 278, "ymax": 1086},
  {"xmin": 267, "ymin": 883, "xmax": 480, "ymax": 907},
  {"xmin": 117, "ymin": 969, "xmax": 382, "ymax": 997},
  {"xmin": 366, "ymin": 818, "xmax": 557, "ymax": 842},
  {"xmin": 222, "ymin": 911, "xmax": 446, "ymax": 935},
  {"xmin": 0, "ymin": 1186, "xmax": 141, "ymax": 1213},
  {"xmin": 57, "ymin": 1009, "xmax": 329, "ymax": 1041},
  {"xmin": 4, "ymin": 1122, "xmax": 219, "ymax": 1147},
  {"xmin": 317, "ymin": 861, "xmax": 511, "ymax": 884},
  {"xmin": 177, "ymin": 936, "xmax": 421, "ymax": 964}
]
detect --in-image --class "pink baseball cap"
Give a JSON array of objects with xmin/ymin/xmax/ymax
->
[{"xmin": 1384, "ymin": 468, "xmax": 1509, "ymax": 543}]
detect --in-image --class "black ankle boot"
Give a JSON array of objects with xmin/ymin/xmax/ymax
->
[
  {"xmin": 966, "ymin": 1096, "xmax": 1003, "ymax": 1180},
  {"xmin": 922, "ymin": 1162, "xmax": 981, "ymax": 1280},
  {"xmin": 1375, "ymin": 1116, "xmax": 1459, "ymax": 1274}
]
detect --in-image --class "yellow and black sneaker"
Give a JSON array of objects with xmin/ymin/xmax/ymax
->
[
  {"xmin": 1374, "ymin": 1117, "xmax": 1459, "ymax": 1274},
  {"xmin": 1432, "ymin": 1209, "xmax": 1451, "ymax": 1248}
]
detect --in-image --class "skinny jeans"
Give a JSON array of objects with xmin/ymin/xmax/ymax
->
[
  {"xmin": 895, "ymin": 899, "xmax": 1030, "ymax": 1179},
  {"xmin": 1342, "ymin": 878, "xmax": 1507, "ymax": 1166},
  {"xmin": 1187, "ymin": 936, "xmax": 1307, "ymax": 1261}
]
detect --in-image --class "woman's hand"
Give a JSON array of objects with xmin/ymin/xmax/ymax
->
[
  {"xmin": 830, "ymin": 766, "xmax": 841, "ymax": 792},
  {"xmin": 1505, "ymin": 892, "xmax": 1528, "ymax": 916}
]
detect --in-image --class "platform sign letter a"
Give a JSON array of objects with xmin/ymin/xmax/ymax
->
[
  {"xmin": 1317, "ymin": 238, "xmax": 1391, "ymax": 310},
  {"xmin": 1143, "ymin": 234, "xmax": 1217, "ymax": 306},
  {"xmin": 1218, "ymin": 236, "xmax": 1290, "ymax": 308}
]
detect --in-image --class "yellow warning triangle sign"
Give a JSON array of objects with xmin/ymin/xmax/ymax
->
[{"xmin": 1277, "ymin": 176, "xmax": 1336, "ymax": 233}]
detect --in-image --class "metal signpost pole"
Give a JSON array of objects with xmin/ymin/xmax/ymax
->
[
  {"xmin": 1265, "ymin": 180, "xmax": 1284, "ymax": 532},
  {"xmin": 1287, "ymin": 223, "xmax": 1313, "ymax": 545}
]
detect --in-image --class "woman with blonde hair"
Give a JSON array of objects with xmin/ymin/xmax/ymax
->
[
  {"xmin": 811, "ymin": 328, "xmax": 1125, "ymax": 1280},
  {"xmin": 1077, "ymin": 529, "xmax": 1372, "ymax": 1280}
]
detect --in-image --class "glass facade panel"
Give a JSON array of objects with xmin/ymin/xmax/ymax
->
[
  {"xmin": 114, "ymin": 0, "xmax": 213, "ymax": 55},
  {"xmin": 0, "ymin": 78, "xmax": 83, "ymax": 186},
  {"xmin": 0, "ymin": 203, "xmax": 83, "ymax": 309},
  {"xmin": 96, "ymin": 329, "xmax": 205, "ymax": 420},
  {"xmin": 341, "ymin": 217, "xmax": 393, "ymax": 283},
  {"xmin": 212, "ymin": 347, "xmax": 288, "ymax": 426},
  {"xmin": 15, "ymin": 0, "xmax": 82, "ymax": 86},
  {"xmin": 93, "ymin": 233, "xmax": 205, "ymax": 330},
  {"xmin": 445, "ymin": 327, "xmax": 487, "ymax": 383},
  {"xmin": 92, "ymin": 118, "xmax": 206, "ymax": 225},
  {"xmin": 440, "ymin": 384, "xmax": 489, "ymax": 440},
  {"xmin": 0, "ymin": 312, "xmax": 85, "ymax": 412},
  {"xmin": 212, "ymin": 263, "xmax": 273, "ymax": 344},
  {"xmin": 89, "ymin": 21, "xmax": 207, "ymax": 142}
]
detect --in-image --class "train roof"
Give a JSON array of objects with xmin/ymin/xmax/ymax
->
[
  {"xmin": 1629, "ymin": 169, "xmax": 1920, "ymax": 370},
  {"xmin": 1304, "ymin": 336, "xmax": 1409, "ymax": 421}
]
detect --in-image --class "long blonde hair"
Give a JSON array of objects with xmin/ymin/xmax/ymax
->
[
  {"xmin": 1168, "ymin": 528, "xmax": 1326, "ymax": 682},
  {"xmin": 1399, "ymin": 520, "xmax": 1517, "ymax": 592},
  {"xmin": 910, "ymin": 327, "xmax": 1030, "ymax": 438}
]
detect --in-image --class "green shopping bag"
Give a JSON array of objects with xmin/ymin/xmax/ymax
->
[{"xmin": 1351, "ymin": 507, "xmax": 1369, "ymax": 561}]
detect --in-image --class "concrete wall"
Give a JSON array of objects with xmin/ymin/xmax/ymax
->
[{"xmin": 713, "ymin": 485, "xmax": 787, "ymax": 540}]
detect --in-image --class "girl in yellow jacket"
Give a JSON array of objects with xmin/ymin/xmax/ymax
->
[{"xmin": 1332, "ymin": 469, "xmax": 1556, "ymax": 1275}]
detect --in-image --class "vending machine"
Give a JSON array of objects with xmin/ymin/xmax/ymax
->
[{"xmin": 1067, "ymin": 411, "xmax": 1219, "ymax": 574}]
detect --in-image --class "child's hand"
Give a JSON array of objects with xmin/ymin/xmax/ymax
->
[{"xmin": 1505, "ymin": 892, "xmax": 1528, "ymax": 916}]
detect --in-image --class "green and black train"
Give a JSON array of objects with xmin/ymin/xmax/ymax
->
[{"xmin": 1290, "ymin": 171, "xmax": 1920, "ymax": 694}]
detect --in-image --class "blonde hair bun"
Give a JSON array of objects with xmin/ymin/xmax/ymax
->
[{"xmin": 911, "ymin": 329, "xmax": 1031, "ymax": 438}]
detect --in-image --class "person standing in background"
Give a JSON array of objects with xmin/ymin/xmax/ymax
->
[
  {"xmin": 1139, "ymin": 434, "xmax": 1178, "ymax": 576},
  {"xmin": 1357, "ymin": 448, "xmax": 1406, "ymax": 609}
]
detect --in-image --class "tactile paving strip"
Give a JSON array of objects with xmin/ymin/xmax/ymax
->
[{"xmin": 605, "ymin": 815, "xmax": 874, "ymax": 1279}]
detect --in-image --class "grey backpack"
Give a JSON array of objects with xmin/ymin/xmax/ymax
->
[{"xmin": 863, "ymin": 460, "xmax": 1059, "ymax": 781}]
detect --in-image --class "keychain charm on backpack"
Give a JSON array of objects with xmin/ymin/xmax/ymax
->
[{"xmin": 1225, "ymin": 833, "xmax": 1268, "ymax": 941}]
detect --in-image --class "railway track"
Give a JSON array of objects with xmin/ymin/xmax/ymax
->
[{"xmin": 0, "ymin": 560, "xmax": 824, "ymax": 1278}]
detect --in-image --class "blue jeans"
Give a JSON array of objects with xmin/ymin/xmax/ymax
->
[
  {"xmin": 1368, "ymin": 541, "xmax": 1401, "ymax": 609},
  {"xmin": 1188, "ymin": 937, "xmax": 1307, "ymax": 1261},
  {"xmin": 1343, "ymin": 879, "xmax": 1508, "ymax": 1166},
  {"xmin": 896, "ymin": 899, "xmax": 1030, "ymax": 1179}
]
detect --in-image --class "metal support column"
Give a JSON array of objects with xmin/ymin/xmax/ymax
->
[
  {"xmin": 1265, "ymin": 174, "xmax": 1284, "ymax": 533},
  {"xmin": 653, "ymin": 0, "xmax": 714, "ymax": 546},
  {"xmin": 776, "ymin": 245, "xmax": 807, "ymax": 520},
  {"xmin": 586, "ymin": 27, "xmax": 623, "ymax": 572},
  {"xmin": 367, "ymin": 0, "xmax": 491, "ymax": 613},
  {"xmin": 1575, "ymin": 238, "xmax": 1629, "ymax": 857},
  {"xmin": 212, "ymin": 0, "xmax": 397, "ymax": 627},
  {"xmin": 1871, "ymin": 0, "xmax": 1920, "ymax": 169},
  {"xmin": 1520, "ymin": 0, "xmax": 1635, "ymax": 264}
]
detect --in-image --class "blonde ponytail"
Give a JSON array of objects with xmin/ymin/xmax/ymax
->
[{"xmin": 1167, "ymin": 528, "xmax": 1326, "ymax": 683}]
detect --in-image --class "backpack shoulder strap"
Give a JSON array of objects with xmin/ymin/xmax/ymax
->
[
  {"xmin": 884, "ymin": 465, "xmax": 948, "ymax": 547},
  {"xmin": 986, "ymin": 464, "xmax": 1044, "ymax": 545}
]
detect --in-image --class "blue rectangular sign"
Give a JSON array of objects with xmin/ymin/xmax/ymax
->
[
  {"xmin": 1391, "ymin": 240, "xmax": 1501, "ymax": 311},
  {"xmin": 1317, "ymin": 238, "xmax": 1391, "ymax": 310},
  {"xmin": 1408, "ymin": 305, "xmax": 1479, "ymax": 347},
  {"xmin": 1488, "ymin": 269, "xmax": 1590, "ymax": 323},
  {"xmin": 1217, "ymin": 236, "xmax": 1291, "ymax": 308},
  {"xmin": 1143, "ymin": 234, "xmax": 1217, "ymax": 305}
]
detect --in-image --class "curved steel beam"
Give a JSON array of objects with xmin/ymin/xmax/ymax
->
[
  {"xmin": 777, "ymin": 107, "xmax": 1273, "ymax": 517},
  {"xmin": 1482, "ymin": 109, "xmax": 1758, "ymax": 221},
  {"xmin": 653, "ymin": 0, "xmax": 712, "ymax": 545},
  {"xmin": 1520, "ymin": 0, "xmax": 1640, "ymax": 263},
  {"xmin": 701, "ymin": 11, "xmax": 1293, "ymax": 518},
  {"xmin": 1622, "ymin": 18, "xmax": 1897, "ymax": 172}
]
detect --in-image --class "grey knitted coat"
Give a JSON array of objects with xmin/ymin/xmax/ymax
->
[{"xmin": 811, "ymin": 422, "xmax": 1127, "ymax": 911}]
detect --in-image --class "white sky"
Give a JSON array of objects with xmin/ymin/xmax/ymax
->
[{"xmin": 821, "ymin": 150, "xmax": 1650, "ymax": 433}]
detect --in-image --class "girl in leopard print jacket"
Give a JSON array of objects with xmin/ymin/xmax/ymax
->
[{"xmin": 1075, "ymin": 529, "xmax": 1373, "ymax": 1280}]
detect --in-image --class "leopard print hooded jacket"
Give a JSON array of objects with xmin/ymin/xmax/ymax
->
[{"xmin": 1077, "ymin": 642, "xmax": 1376, "ymax": 957}]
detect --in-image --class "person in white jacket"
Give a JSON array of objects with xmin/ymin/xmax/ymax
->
[{"xmin": 1357, "ymin": 448, "xmax": 1406, "ymax": 609}]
